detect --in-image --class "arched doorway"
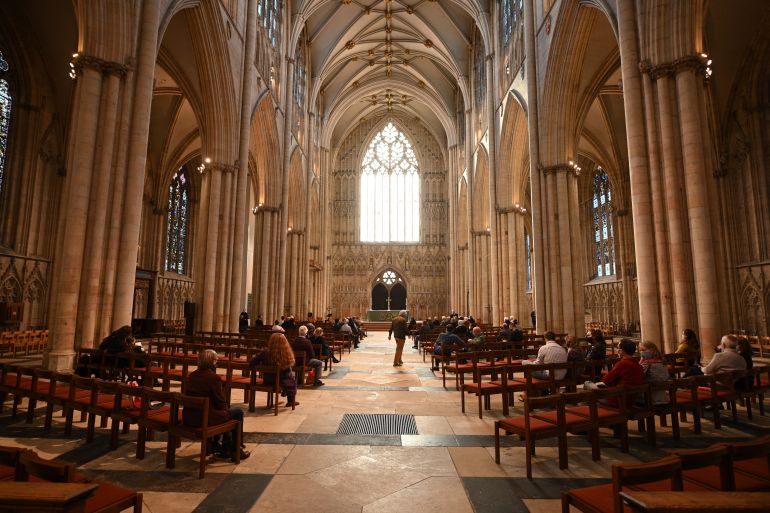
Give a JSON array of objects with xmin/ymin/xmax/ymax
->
[{"xmin": 370, "ymin": 270, "xmax": 407, "ymax": 312}]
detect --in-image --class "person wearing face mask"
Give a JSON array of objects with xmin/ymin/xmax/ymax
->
[{"xmin": 638, "ymin": 341, "xmax": 670, "ymax": 404}]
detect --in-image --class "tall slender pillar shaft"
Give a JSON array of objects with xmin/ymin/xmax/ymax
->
[
  {"xmin": 616, "ymin": 0, "xmax": 661, "ymax": 343},
  {"xmin": 486, "ymin": 55, "xmax": 500, "ymax": 324},
  {"xmin": 276, "ymin": 58, "xmax": 295, "ymax": 316},
  {"xmin": 112, "ymin": 0, "xmax": 160, "ymax": 328},
  {"xmin": 230, "ymin": 0, "xmax": 259, "ymax": 328}
]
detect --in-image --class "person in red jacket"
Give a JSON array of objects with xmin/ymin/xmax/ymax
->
[
  {"xmin": 184, "ymin": 349, "xmax": 250, "ymax": 462},
  {"xmin": 598, "ymin": 338, "xmax": 645, "ymax": 408}
]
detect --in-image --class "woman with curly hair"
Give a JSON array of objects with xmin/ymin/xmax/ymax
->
[{"xmin": 251, "ymin": 333, "xmax": 299, "ymax": 407}]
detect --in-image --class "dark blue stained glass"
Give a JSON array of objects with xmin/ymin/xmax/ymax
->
[
  {"xmin": 591, "ymin": 168, "xmax": 615, "ymax": 278},
  {"xmin": 0, "ymin": 76, "xmax": 11, "ymax": 198},
  {"xmin": 501, "ymin": 0, "xmax": 512, "ymax": 47},
  {"xmin": 525, "ymin": 229, "xmax": 532, "ymax": 291},
  {"xmin": 165, "ymin": 166, "xmax": 190, "ymax": 274}
]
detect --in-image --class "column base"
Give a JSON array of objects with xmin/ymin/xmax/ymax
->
[{"xmin": 44, "ymin": 350, "xmax": 76, "ymax": 372}]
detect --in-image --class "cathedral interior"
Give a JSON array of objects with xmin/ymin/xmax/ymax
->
[{"xmin": 0, "ymin": 1, "xmax": 769, "ymax": 512}]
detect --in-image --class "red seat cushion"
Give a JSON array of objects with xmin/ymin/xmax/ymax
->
[
  {"xmin": 464, "ymin": 382, "xmax": 502, "ymax": 392},
  {"xmin": 734, "ymin": 458, "xmax": 770, "ymax": 481},
  {"xmin": 498, "ymin": 416, "xmax": 558, "ymax": 433},
  {"xmin": 570, "ymin": 405, "xmax": 623, "ymax": 420},
  {"xmin": 634, "ymin": 478, "xmax": 710, "ymax": 492},
  {"xmin": 85, "ymin": 480, "xmax": 137, "ymax": 512},
  {"xmin": 533, "ymin": 410, "xmax": 592, "ymax": 427},
  {"xmin": 567, "ymin": 484, "xmax": 622, "ymax": 513}
]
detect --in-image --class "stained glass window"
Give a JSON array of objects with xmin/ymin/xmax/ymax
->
[
  {"xmin": 360, "ymin": 122, "xmax": 420, "ymax": 243},
  {"xmin": 501, "ymin": 0, "xmax": 512, "ymax": 47},
  {"xmin": 473, "ymin": 34, "xmax": 486, "ymax": 111},
  {"xmin": 165, "ymin": 166, "xmax": 190, "ymax": 274},
  {"xmin": 258, "ymin": 0, "xmax": 282, "ymax": 48},
  {"xmin": 0, "ymin": 51, "xmax": 11, "ymax": 199},
  {"xmin": 293, "ymin": 38, "xmax": 306, "ymax": 110},
  {"xmin": 592, "ymin": 168, "xmax": 615, "ymax": 278},
  {"xmin": 524, "ymin": 228, "xmax": 532, "ymax": 291}
]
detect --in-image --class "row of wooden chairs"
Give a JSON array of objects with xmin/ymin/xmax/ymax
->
[
  {"xmin": 0, "ymin": 329, "xmax": 48, "ymax": 357},
  {"xmin": 0, "ymin": 446, "xmax": 142, "ymax": 512},
  {"xmin": 492, "ymin": 367, "xmax": 770, "ymax": 479},
  {"xmin": 562, "ymin": 435, "xmax": 770, "ymax": 513}
]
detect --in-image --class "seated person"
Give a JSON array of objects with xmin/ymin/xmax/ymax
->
[
  {"xmin": 638, "ymin": 340, "xmax": 670, "ymax": 404},
  {"xmin": 238, "ymin": 311, "xmax": 249, "ymax": 332},
  {"xmin": 415, "ymin": 320, "xmax": 432, "ymax": 350},
  {"xmin": 523, "ymin": 331, "xmax": 568, "ymax": 380},
  {"xmin": 565, "ymin": 335, "xmax": 585, "ymax": 379},
  {"xmin": 432, "ymin": 325, "xmax": 465, "ymax": 370},
  {"xmin": 291, "ymin": 325, "xmax": 325, "ymax": 386},
  {"xmin": 497, "ymin": 322, "xmax": 513, "ymax": 342},
  {"xmin": 309, "ymin": 326, "xmax": 340, "ymax": 369},
  {"xmin": 468, "ymin": 326, "xmax": 485, "ymax": 347},
  {"xmin": 184, "ymin": 349, "xmax": 249, "ymax": 461},
  {"xmin": 585, "ymin": 338, "xmax": 645, "ymax": 407},
  {"xmin": 585, "ymin": 329, "xmax": 607, "ymax": 360},
  {"xmin": 510, "ymin": 320, "xmax": 524, "ymax": 346},
  {"xmin": 251, "ymin": 332, "xmax": 299, "ymax": 407},
  {"xmin": 704, "ymin": 335, "xmax": 747, "ymax": 386}
]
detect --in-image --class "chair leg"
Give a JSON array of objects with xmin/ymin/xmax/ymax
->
[
  {"xmin": 525, "ymin": 437, "xmax": 533, "ymax": 480},
  {"xmin": 86, "ymin": 413, "xmax": 96, "ymax": 443},
  {"xmin": 619, "ymin": 423, "xmax": 629, "ymax": 453},
  {"xmin": 590, "ymin": 429, "xmax": 600, "ymax": 461},
  {"xmin": 137, "ymin": 427, "xmax": 147, "ymax": 460},
  {"xmin": 199, "ymin": 439, "xmax": 207, "ymax": 479},
  {"xmin": 25, "ymin": 398, "xmax": 36, "ymax": 424},
  {"xmin": 745, "ymin": 396, "xmax": 753, "ymax": 420},
  {"xmin": 671, "ymin": 411, "xmax": 681, "ymax": 441},
  {"xmin": 646, "ymin": 417, "xmax": 656, "ymax": 446},
  {"xmin": 558, "ymin": 433, "xmax": 568, "ymax": 470},
  {"xmin": 460, "ymin": 387, "xmax": 466, "ymax": 413},
  {"xmin": 494, "ymin": 423, "xmax": 501, "ymax": 464},
  {"xmin": 166, "ymin": 434, "xmax": 176, "ymax": 469}
]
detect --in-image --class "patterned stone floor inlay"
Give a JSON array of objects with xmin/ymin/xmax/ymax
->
[
  {"xmin": 2, "ymin": 333, "xmax": 769, "ymax": 513},
  {"xmin": 336, "ymin": 413, "xmax": 419, "ymax": 435}
]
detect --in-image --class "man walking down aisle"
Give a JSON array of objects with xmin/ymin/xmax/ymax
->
[{"xmin": 389, "ymin": 310, "xmax": 409, "ymax": 367}]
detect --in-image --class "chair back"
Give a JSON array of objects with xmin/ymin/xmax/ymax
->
[
  {"xmin": 611, "ymin": 456, "xmax": 683, "ymax": 513},
  {"xmin": 15, "ymin": 451, "xmax": 77, "ymax": 482},
  {"xmin": 670, "ymin": 445, "xmax": 734, "ymax": 490},
  {"xmin": 173, "ymin": 394, "xmax": 210, "ymax": 430}
]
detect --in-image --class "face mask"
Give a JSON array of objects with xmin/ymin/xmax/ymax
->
[{"xmin": 640, "ymin": 351, "xmax": 653, "ymax": 360}]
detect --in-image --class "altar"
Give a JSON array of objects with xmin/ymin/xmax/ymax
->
[{"xmin": 366, "ymin": 310, "xmax": 409, "ymax": 321}]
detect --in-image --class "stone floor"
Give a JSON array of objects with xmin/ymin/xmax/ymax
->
[{"xmin": 2, "ymin": 332, "xmax": 769, "ymax": 513}]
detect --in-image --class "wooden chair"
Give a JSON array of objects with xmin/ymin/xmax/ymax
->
[
  {"xmin": 727, "ymin": 435, "xmax": 770, "ymax": 490},
  {"xmin": 312, "ymin": 343, "xmax": 332, "ymax": 371},
  {"xmin": 14, "ymin": 451, "xmax": 142, "ymax": 513},
  {"xmin": 135, "ymin": 388, "xmax": 176, "ymax": 461},
  {"xmin": 249, "ymin": 364, "xmax": 282, "ymax": 415},
  {"xmin": 650, "ymin": 379, "xmax": 681, "ymax": 440},
  {"xmin": 666, "ymin": 445, "xmax": 735, "ymax": 491},
  {"xmin": 460, "ymin": 352, "xmax": 508, "ymax": 419},
  {"xmin": 577, "ymin": 386, "xmax": 630, "ymax": 453},
  {"xmin": 624, "ymin": 383, "xmax": 657, "ymax": 446},
  {"xmin": 561, "ymin": 456, "xmax": 683, "ymax": 513},
  {"xmin": 167, "ymin": 394, "xmax": 241, "ymax": 478},
  {"xmin": 494, "ymin": 393, "xmax": 566, "ymax": 479},
  {"xmin": 0, "ymin": 446, "xmax": 26, "ymax": 481}
]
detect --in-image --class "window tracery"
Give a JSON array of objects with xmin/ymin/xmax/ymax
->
[
  {"xmin": 359, "ymin": 122, "xmax": 420, "ymax": 243},
  {"xmin": 524, "ymin": 227, "xmax": 532, "ymax": 291},
  {"xmin": 165, "ymin": 166, "xmax": 190, "ymax": 274},
  {"xmin": 258, "ymin": 0, "xmax": 282, "ymax": 47},
  {"xmin": 0, "ymin": 51, "xmax": 11, "ymax": 199},
  {"xmin": 592, "ymin": 168, "xmax": 615, "ymax": 278}
]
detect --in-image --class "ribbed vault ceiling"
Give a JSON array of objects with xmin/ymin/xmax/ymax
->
[{"xmin": 297, "ymin": 0, "xmax": 488, "ymax": 149}]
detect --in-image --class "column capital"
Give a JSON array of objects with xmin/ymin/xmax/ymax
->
[
  {"xmin": 642, "ymin": 55, "xmax": 706, "ymax": 81},
  {"xmin": 72, "ymin": 54, "xmax": 129, "ymax": 78},
  {"xmin": 537, "ymin": 162, "xmax": 581, "ymax": 177},
  {"xmin": 207, "ymin": 161, "xmax": 238, "ymax": 174}
]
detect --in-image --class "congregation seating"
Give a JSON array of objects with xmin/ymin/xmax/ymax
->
[
  {"xmin": 0, "ymin": 330, "xmax": 48, "ymax": 358},
  {"xmin": 561, "ymin": 435, "xmax": 770, "ymax": 513}
]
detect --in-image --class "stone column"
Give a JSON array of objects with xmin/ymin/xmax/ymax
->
[
  {"xmin": 465, "ymin": 108, "xmax": 474, "ymax": 316},
  {"xmin": 112, "ymin": 0, "xmax": 160, "ymax": 329},
  {"xmin": 676, "ymin": 59, "xmax": 719, "ymax": 356},
  {"xmin": 229, "ymin": 0, "xmax": 259, "ymax": 329},
  {"xmin": 616, "ymin": 0, "xmax": 661, "ymax": 344},
  {"xmin": 78, "ymin": 69, "xmax": 122, "ymax": 347},
  {"xmin": 486, "ymin": 54, "xmax": 500, "ymax": 324},
  {"xmin": 508, "ymin": 212, "xmax": 519, "ymax": 320},
  {"xmin": 276, "ymin": 57, "xmax": 295, "ymax": 316},
  {"xmin": 656, "ymin": 72, "xmax": 693, "ymax": 337},
  {"xmin": 447, "ymin": 144, "xmax": 457, "ymax": 309},
  {"xmin": 524, "ymin": 0, "xmax": 545, "ymax": 333},
  {"xmin": 47, "ymin": 65, "xmax": 103, "ymax": 370},
  {"xmin": 640, "ymin": 65, "xmax": 674, "ymax": 348}
]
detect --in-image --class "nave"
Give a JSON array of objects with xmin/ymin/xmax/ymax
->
[{"xmin": 2, "ymin": 330, "xmax": 769, "ymax": 513}]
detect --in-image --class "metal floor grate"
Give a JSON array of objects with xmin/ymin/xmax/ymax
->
[{"xmin": 336, "ymin": 414, "xmax": 418, "ymax": 435}]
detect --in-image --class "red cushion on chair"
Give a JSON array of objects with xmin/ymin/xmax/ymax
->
[
  {"xmin": 567, "ymin": 484, "xmax": 623, "ymax": 513},
  {"xmin": 634, "ymin": 478, "xmax": 711, "ymax": 492},
  {"xmin": 498, "ymin": 416, "xmax": 558, "ymax": 433},
  {"xmin": 85, "ymin": 481, "xmax": 137, "ymax": 512},
  {"xmin": 734, "ymin": 458, "xmax": 770, "ymax": 480},
  {"xmin": 532, "ymin": 411, "xmax": 591, "ymax": 427},
  {"xmin": 464, "ymin": 382, "xmax": 502, "ymax": 393},
  {"xmin": 569, "ymin": 405, "xmax": 622, "ymax": 419}
]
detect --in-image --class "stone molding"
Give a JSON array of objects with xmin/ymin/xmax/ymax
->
[
  {"xmin": 538, "ymin": 163, "xmax": 580, "ymax": 177},
  {"xmin": 639, "ymin": 55, "xmax": 705, "ymax": 81},
  {"xmin": 73, "ymin": 54, "xmax": 128, "ymax": 78}
]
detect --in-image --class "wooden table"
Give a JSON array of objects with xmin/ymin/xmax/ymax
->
[
  {"xmin": 0, "ymin": 482, "xmax": 99, "ymax": 513},
  {"xmin": 619, "ymin": 491, "xmax": 770, "ymax": 513}
]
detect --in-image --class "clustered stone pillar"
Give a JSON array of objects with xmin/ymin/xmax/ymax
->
[
  {"xmin": 617, "ymin": 0, "xmax": 721, "ymax": 356},
  {"xmin": 486, "ymin": 54, "xmax": 500, "ymax": 325},
  {"xmin": 46, "ymin": 0, "xmax": 161, "ymax": 371}
]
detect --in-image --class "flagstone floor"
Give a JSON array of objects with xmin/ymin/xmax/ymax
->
[{"xmin": 2, "ymin": 332, "xmax": 769, "ymax": 513}]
